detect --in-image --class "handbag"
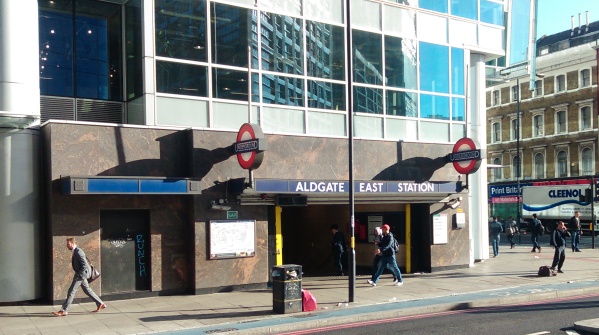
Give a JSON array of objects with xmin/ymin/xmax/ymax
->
[{"xmin": 87, "ymin": 257, "xmax": 101, "ymax": 283}]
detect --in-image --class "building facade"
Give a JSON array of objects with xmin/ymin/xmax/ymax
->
[
  {"xmin": 486, "ymin": 16, "xmax": 599, "ymax": 224},
  {"xmin": 0, "ymin": 0, "xmax": 508, "ymax": 303}
]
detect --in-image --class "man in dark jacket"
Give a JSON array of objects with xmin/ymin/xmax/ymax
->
[
  {"xmin": 330, "ymin": 224, "xmax": 346, "ymax": 276},
  {"xmin": 367, "ymin": 224, "xmax": 403, "ymax": 286},
  {"xmin": 569, "ymin": 211, "xmax": 582, "ymax": 252},
  {"xmin": 531, "ymin": 214, "xmax": 542, "ymax": 253},
  {"xmin": 489, "ymin": 216, "xmax": 503, "ymax": 257},
  {"xmin": 550, "ymin": 221, "xmax": 571, "ymax": 273}
]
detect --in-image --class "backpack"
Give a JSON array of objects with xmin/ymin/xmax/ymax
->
[
  {"xmin": 538, "ymin": 265, "xmax": 556, "ymax": 277},
  {"xmin": 536, "ymin": 220, "xmax": 544, "ymax": 235},
  {"xmin": 392, "ymin": 236, "xmax": 400, "ymax": 253}
]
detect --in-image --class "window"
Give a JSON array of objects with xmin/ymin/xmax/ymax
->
[
  {"xmin": 533, "ymin": 114, "xmax": 544, "ymax": 137},
  {"xmin": 512, "ymin": 155, "xmax": 520, "ymax": 179},
  {"xmin": 492, "ymin": 122, "xmax": 501, "ymax": 143},
  {"xmin": 534, "ymin": 153, "xmax": 545, "ymax": 179},
  {"xmin": 557, "ymin": 150, "xmax": 568, "ymax": 177},
  {"xmin": 581, "ymin": 147, "xmax": 594, "ymax": 175},
  {"xmin": 581, "ymin": 69, "xmax": 591, "ymax": 87},
  {"xmin": 492, "ymin": 90, "xmax": 499, "ymax": 106},
  {"xmin": 556, "ymin": 110, "xmax": 567, "ymax": 133},
  {"xmin": 511, "ymin": 118, "xmax": 519, "ymax": 140},
  {"xmin": 492, "ymin": 157, "xmax": 502, "ymax": 181},
  {"xmin": 581, "ymin": 106, "xmax": 592, "ymax": 130},
  {"xmin": 511, "ymin": 85, "xmax": 519, "ymax": 102},
  {"xmin": 556, "ymin": 75, "xmax": 566, "ymax": 92},
  {"xmin": 534, "ymin": 80, "xmax": 543, "ymax": 97}
]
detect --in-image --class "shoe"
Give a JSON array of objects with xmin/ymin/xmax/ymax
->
[
  {"xmin": 575, "ymin": 250, "xmax": 582, "ymax": 252},
  {"xmin": 93, "ymin": 303, "xmax": 106, "ymax": 312},
  {"xmin": 52, "ymin": 310, "xmax": 67, "ymax": 316},
  {"xmin": 557, "ymin": 270, "xmax": 564, "ymax": 273},
  {"xmin": 393, "ymin": 278, "xmax": 399, "ymax": 284},
  {"xmin": 394, "ymin": 281, "xmax": 403, "ymax": 286},
  {"xmin": 538, "ymin": 247, "xmax": 541, "ymax": 253},
  {"xmin": 367, "ymin": 280, "xmax": 376, "ymax": 286},
  {"xmin": 531, "ymin": 249, "xmax": 536, "ymax": 252}
]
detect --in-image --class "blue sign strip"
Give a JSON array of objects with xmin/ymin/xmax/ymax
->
[{"xmin": 255, "ymin": 180, "xmax": 459, "ymax": 194}]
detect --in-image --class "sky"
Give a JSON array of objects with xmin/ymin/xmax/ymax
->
[{"xmin": 537, "ymin": 0, "xmax": 599, "ymax": 37}]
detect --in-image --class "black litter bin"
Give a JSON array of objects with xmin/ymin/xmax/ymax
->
[{"xmin": 272, "ymin": 264, "xmax": 302, "ymax": 314}]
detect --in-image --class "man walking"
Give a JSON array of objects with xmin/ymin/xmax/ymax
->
[
  {"xmin": 569, "ymin": 211, "xmax": 582, "ymax": 252},
  {"xmin": 367, "ymin": 224, "xmax": 403, "ymax": 287},
  {"xmin": 550, "ymin": 221, "xmax": 571, "ymax": 273},
  {"xmin": 531, "ymin": 214, "xmax": 542, "ymax": 253},
  {"xmin": 330, "ymin": 224, "xmax": 346, "ymax": 276},
  {"xmin": 489, "ymin": 216, "xmax": 503, "ymax": 257},
  {"xmin": 52, "ymin": 238, "xmax": 106, "ymax": 316}
]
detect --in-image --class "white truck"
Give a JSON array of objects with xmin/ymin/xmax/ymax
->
[{"xmin": 522, "ymin": 184, "xmax": 598, "ymax": 233}]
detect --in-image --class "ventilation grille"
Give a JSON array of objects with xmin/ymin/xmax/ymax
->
[
  {"xmin": 40, "ymin": 96, "xmax": 125, "ymax": 124},
  {"xmin": 76, "ymin": 99, "xmax": 124, "ymax": 123},
  {"xmin": 41, "ymin": 96, "xmax": 75, "ymax": 122}
]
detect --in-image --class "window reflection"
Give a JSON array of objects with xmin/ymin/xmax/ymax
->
[
  {"xmin": 419, "ymin": 0, "xmax": 448, "ymax": 14},
  {"xmin": 480, "ymin": 0, "xmax": 504, "ymax": 25},
  {"xmin": 156, "ymin": 61, "xmax": 207, "ymax": 97},
  {"xmin": 451, "ymin": 48, "xmax": 464, "ymax": 95},
  {"xmin": 353, "ymin": 30, "xmax": 383, "ymax": 85},
  {"xmin": 452, "ymin": 97, "xmax": 464, "ymax": 121},
  {"xmin": 450, "ymin": 0, "xmax": 477, "ymax": 20},
  {"xmin": 306, "ymin": 21, "xmax": 345, "ymax": 80},
  {"xmin": 261, "ymin": 12, "xmax": 303, "ymax": 75},
  {"xmin": 262, "ymin": 75, "xmax": 304, "ymax": 106},
  {"xmin": 211, "ymin": 3, "xmax": 258, "ymax": 68},
  {"xmin": 213, "ymin": 68, "xmax": 252, "ymax": 102},
  {"xmin": 419, "ymin": 42, "xmax": 449, "ymax": 93},
  {"xmin": 155, "ymin": 0, "xmax": 206, "ymax": 62},
  {"xmin": 308, "ymin": 80, "xmax": 346, "ymax": 110},
  {"xmin": 354, "ymin": 86, "xmax": 383, "ymax": 114},
  {"xmin": 386, "ymin": 90, "xmax": 417, "ymax": 117},
  {"xmin": 420, "ymin": 94, "xmax": 449, "ymax": 120},
  {"xmin": 385, "ymin": 35, "xmax": 417, "ymax": 90}
]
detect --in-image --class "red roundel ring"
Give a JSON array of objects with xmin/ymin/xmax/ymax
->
[
  {"xmin": 452, "ymin": 137, "xmax": 480, "ymax": 175},
  {"xmin": 236, "ymin": 123, "xmax": 258, "ymax": 170}
]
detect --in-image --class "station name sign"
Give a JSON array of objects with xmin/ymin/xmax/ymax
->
[{"xmin": 255, "ymin": 179, "xmax": 459, "ymax": 194}]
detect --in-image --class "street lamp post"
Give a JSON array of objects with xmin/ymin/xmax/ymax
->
[{"xmin": 516, "ymin": 77, "xmax": 521, "ymax": 244}]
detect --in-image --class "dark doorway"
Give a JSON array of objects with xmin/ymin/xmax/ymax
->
[
  {"xmin": 100, "ymin": 210, "xmax": 150, "ymax": 294},
  {"xmin": 410, "ymin": 204, "xmax": 432, "ymax": 273}
]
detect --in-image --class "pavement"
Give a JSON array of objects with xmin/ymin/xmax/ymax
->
[{"xmin": 4, "ymin": 234, "xmax": 599, "ymax": 335}]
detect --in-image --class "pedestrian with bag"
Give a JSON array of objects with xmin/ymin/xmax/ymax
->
[
  {"xmin": 506, "ymin": 216, "xmax": 518, "ymax": 249},
  {"xmin": 371, "ymin": 227, "xmax": 396, "ymax": 283},
  {"xmin": 52, "ymin": 238, "xmax": 106, "ymax": 316},
  {"xmin": 569, "ymin": 211, "xmax": 582, "ymax": 252},
  {"xmin": 367, "ymin": 224, "xmax": 403, "ymax": 287},
  {"xmin": 531, "ymin": 214, "xmax": 543, "ymax": 253},
  {"xmin": 489, "ymin": 216, "xmax": 503, "ymax": 257},
  {"xmin": 550, "ymin": 221, "xmax": 571, "ymax": 273},
  {"xmin": 330, "ymin": 224, "xmax": 346, "ymax": 276}
]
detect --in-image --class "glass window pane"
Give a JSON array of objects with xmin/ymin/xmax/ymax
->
[
  {"xmin": 305, "ymin": 0, "xmax": 343, "ymax": 24},
  {"xmin": 156, "ymin": 61, "xmax": 207, "ymax": 97},
  {"xmin": 386, "ymin": 118, "xmax": 418, "ymax": 141},
  {"xmin": 155, "ymin": 0, "xmax": 206, "ymax": 62},
  {"xmin": 213, "ymin": 101, "xmax": 249, "ymax": 129},
  {"xmin": 262, "ymin": 106, "xmax": 305, "ymax": 134},
  {"xmin": 384, "ymin": 6, "xmax": 416, "ymax": 39},
  {"xmin": 509, "ymin": 0, "xmax": 531, "ymax": 65},
  {"xmin": 156, "ymin": 96, "xmax": 208, "ymax": 127},
  {"xmin": 212, "ymin": 3, "xmax": 257, "ymax": 68},
  {"xmin": 420, "ymin": 94, "xmax": 449, "ymax": 120},
  {"xmin": 261, "ymin": 12, "xmax": 303, "ymax": 75},
  {"xmin": 125, "ymin": 0, "xmax": 143, "ymax": 101},
  {"xmin": 420, "ymin": 121, "xmax": 449, "ymax": 142},
  {"xmin": 354, "ymin": 86, "xmax": 383, "ymax": 114},
  {"xmin": 307, "ymin": 80, "xmax": 346, "ymax": 110},
  {"xmin": 351, "ymin": 0, "xmax": 381, "ymax": 31},
  {"xmin": 451, "ymin": 123, "xmax": 465, "ymax": 142},
  {"xmin": 452, "ymin": 97, "xmax": 464, "ymax": 121},
  {"xmin": 386, "ymin": 90, "xmax": 417, "ymax": 117},
  {"xmin": 582, "ymin": 148, "xmax": 593, "ymax": 175},
  {"xmin": 39, "ymin": 9, "xmax": 74, "ymax": 97},
  {"xmin": 419, "ymin": 42, "xmax": 449, "ymax": 93},
  {"xmin": 480, "ymin": 0, "xmax": 504, "ymax": 25},
  {"xmin": 354, "ymin": 115, "xmax": 383, "ymax": 139},
  {"xmin": 385, "ymin": 36, "xmax": 417, "ymax": 89},
  {"xmin": 306, "ymin": 21, "xmax": 345, "ymax": 80},
  {"xmin": 451, "ymin": 48, "xmax": 464, "ymax": 95},
  {"xmin": 261, "ymin": 74, "xmax": 304, "ymax": 106},
  {"xmin": 212, "ymin": 68, "xmax": 250, "ymax": 102},
  {"xmin": 261, "ymin": 0, "xmax": 301, "ymax": 16},
  {"xmin": 534, "ymin": 153, "xmax": 544, "ymax": 178},
  {"xmin": 450, "ymin": 0, "xmax": 477, "ymax": 20},
  {"xmin": 353, "ymin": 30, "xmax": 383, "ymax": 85},
  {"xmin": 307, "ymin": 111, "xmax": 346, "ymax": 137},
  {"xmin": 419, "ymin": 0, "xmax": 448, "ymax": 13}
]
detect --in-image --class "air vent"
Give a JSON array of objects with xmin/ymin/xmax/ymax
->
[
  {"xmin": 41, "ymin": 96, "xmax": 75, "ymax": 122},
  {"xmin": 76, "ymin": 99, "xmax": 124, "ymax": 123}
]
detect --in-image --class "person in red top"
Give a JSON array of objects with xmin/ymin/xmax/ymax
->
[{"xmin": 367, "ymin": 224, "xmax": 403, "ymax": 287}]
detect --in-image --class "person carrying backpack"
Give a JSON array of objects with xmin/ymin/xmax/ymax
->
[
  {"xmin": 550, "ymin": 221, "xmax": 571, "ymax": 273},
  {"xmin": 370, "ymin": 227, "xmax": 396, "ymax": 283},
  {"xmin": 367, "ymin": 224, "xmax": 403, "ymax": 287},
  {"xmin": 531, "ymin": 213, "xmax": 543, "ymax": 253}
]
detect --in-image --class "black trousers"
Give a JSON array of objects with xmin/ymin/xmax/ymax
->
[{"xmin": 551, "ymin": 245, "xmax": 566, "ymax": 270}]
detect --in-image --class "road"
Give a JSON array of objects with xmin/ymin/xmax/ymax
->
[{"xmin": 278, "ymin": 294, "xmax": 599, "ymax": 335}]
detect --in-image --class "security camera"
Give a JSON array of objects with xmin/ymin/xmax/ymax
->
[{"xmin": 449, "ymin": 201, "xmax": 461, "ymax": 209}]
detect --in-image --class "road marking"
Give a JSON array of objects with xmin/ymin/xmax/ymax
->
[
  {"xmin": 565, "ymin": 331, "xmax": 581, "ymax": 335},
  {"xmin": 525, "ymin": 332, "xmax": 550, "ymax": 335}
]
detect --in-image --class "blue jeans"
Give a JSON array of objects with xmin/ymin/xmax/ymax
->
[
  {"xmin": 531, "ymin": 234, "xmax": 540, "ymax": 251},
  {"xmin": 372, "ymin": 254, "xmax": 402, "ymax": 284},
  {"xmin": 371, "ymin": 254, "xmax": 394, "ymax": 281},
  {"xmin": 571, "ymin": 231, "xmax": 581, "ymax": 251},
  {"xmin": 491, "ymin": 234, "xmax": 500, "ymax": 256}
]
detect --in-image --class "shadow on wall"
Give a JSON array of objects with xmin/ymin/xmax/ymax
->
[{"xmin": 373, "ymin": 142, "xmax": 449, "ymax": 182}]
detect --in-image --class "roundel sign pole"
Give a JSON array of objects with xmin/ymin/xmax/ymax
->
[
  {"xmin": 448, "ymin": 137, "xmax": 482, "ymax": 175},
  {"xmin": 235, "ymin": 123, "xmax": 267, "ymax": 170}
]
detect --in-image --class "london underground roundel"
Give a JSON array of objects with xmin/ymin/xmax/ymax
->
[
  {"xmin": 235, "ymin": 123, "xmax": 267, "ymax": 170},
  {"xmin": 448, "ymin": 137, "xmax": 481, "ymax": 175}
]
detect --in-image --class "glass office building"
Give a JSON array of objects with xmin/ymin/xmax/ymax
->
[{"xmin": 0, "ymin": 0, "xmax": 508, "ymax": 302}]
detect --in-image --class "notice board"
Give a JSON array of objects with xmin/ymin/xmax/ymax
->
[{"xmin": 209, "ymin": 220, "xmax": 256, "ymax": 259}]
